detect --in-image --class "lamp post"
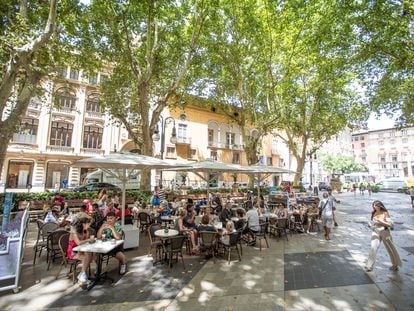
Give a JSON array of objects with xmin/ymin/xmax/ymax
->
[
  {"xmin": 152, "ymin": 116, "xmax": 177, "ymax": 185},
  {"xmin": 307, "ymin": 151, "xmax": 317, "ymax": 186}
]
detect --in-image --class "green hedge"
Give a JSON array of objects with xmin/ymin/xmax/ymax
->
[
  {"xmin": 0, "ymin": 190, "xmax": 153, "ymax": 214},
  {"xmin": 371, "ymin": 185, "xmax": 380, "ymax": 193}
]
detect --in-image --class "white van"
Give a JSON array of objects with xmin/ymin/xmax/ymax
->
[
  {"xmin": 376, "ymin": 178, "xmax": 407, "ymax": 193},
  {"xmin": 82, "ymin": 169, "xmax": 140, "ymax": 190}
]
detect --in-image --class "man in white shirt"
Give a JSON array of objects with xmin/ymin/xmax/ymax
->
[
  {"xmin": 327, "ymin": 187, "xmax": 340, "ymax": 226},
  {"xmin": 246, "ymin": 204, "xmax": 260, "ymax": 245},
  {"xmin": 319, "ymin": 192, "xmax": 334, "ymax": 240}
]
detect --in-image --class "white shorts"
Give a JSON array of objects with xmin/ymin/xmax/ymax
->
[{"xmin": 322, "ymin": 216, "xmax": 334, "ymax": 228}]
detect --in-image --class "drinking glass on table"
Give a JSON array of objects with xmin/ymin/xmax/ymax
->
[{"xmin": 101, "ymin": 234, "xmax": 106, "ymax": 241}]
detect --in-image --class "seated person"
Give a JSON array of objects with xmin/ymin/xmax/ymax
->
[
  {"xmin": 103, "ymin": 202, "xmax": 119, "ymax": 217},
  {"xmin": 197, "ymin": 215, "xmax": 216, "ymax": 232},
  {"xmin": 245, "ymin": 203, "xmax": 260, "ymax": 245},
  {"xmin": 184, "ymin": 204, "xmax": 197, "ymax": 229},
  {"xmin": 220, "ymin": 221, "xmax": 235, "ymax": 245},
  {"xmin": 157, "ymin": 200, "xmax": 171, "ymax": 222},
  {"xmin": 176, "ymin": 209, "xmax": 198, "ymax": 254},
  {"xmin": 202, "ymin": 206, "xmax": 216, "ymax": 224},
  {"xmin": 44, "ymin": 208, "xmax": 59, "ymax": 224},
  {"xmin": 91, "ymin": 203, "xmax": 104, "ymax": 231},
  {"xmin": 277, "ymin": 203, "xmax": 288, "ymax": 219},
  {"xmin": 67, "ymin": 216, "xmax": 95, "ymax": 286},
  {"xmin": 220, "ymin": 202, "xmax": 234, "ymax": 224},
  {"xmin": 82, "ymin": 199, "xmax": 93, "ymax": 214},
  {"xmin": 211, "ymin": 193, "xmax": 223, "ymax": 214},
  {"xmin": 97, "ymin": 212, "xmax": 127, "ymax": 275},
  {"xmin": 234, "ymin": 209, "xmax": 246, "ymax": 231},
  {"xmin": 115, "ymin": 205, "xmax": 132, "ymax": 219},
  {"xmin": 306, "ymin": 203, "xmax": 319, "ymax": 234},
  {"xmin": 225, "ymin": 195, "xmax": 234, "ymax": 205}
]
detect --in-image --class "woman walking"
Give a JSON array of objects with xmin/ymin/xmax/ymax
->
[{"xmin": 365, "ymin": 200, "xmax": 402, "ymax": 272}]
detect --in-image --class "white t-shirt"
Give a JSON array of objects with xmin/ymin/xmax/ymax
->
[
  {"xmin": 319, "ymin": 198, "xmax": 333, "ymax": 218},
  {"xmin": 246, "ymin": 209, "xmax": 260, "ymax": 231}
]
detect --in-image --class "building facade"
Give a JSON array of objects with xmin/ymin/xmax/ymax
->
[
  {"xmin": 1, "ymin": 67, "xmax": 287, "ymax": 192},
  {"xmin": 352, "ymin": 127, "xmax": 414, "ymax": 180}
]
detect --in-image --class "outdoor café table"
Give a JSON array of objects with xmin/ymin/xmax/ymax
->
[
  {"xmin": 73, "ymin": 239, "xmax": 124, "ymax": 290},
  {"xmin": 154, "ymin": 229, "xmax": 179, "ymax": 264},
  {"xmin": 160, "ymin": 215, "xmax": 176, "ymax": 227}
]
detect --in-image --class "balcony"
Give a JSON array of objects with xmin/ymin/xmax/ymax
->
[
  {"xmin": 12, "ymin": 133, "xmax": 37, "ymax": 145},
  {"xmin": 208, "ymin": 141, "xmax": 244, "ymax": 150},
  {"xmin": 53, "ymin": 106, "xmax": 76, "ymax": 115},
  {"xmin": 46, "ymin": 145, "xmax": 74, "ymax": 153},
  {"xmin": 176, "ymin": 136, "xmax": 192, "ymax": 145},
  {"xmin": 85, "ymin": 110, "xmax": 104, "ymax": 119},
  {"xmin": 80, "ymin": 148, "xmax": 104, "ymax": 156}
]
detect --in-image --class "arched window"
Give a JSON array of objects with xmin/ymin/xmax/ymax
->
[
  {"xmin": 83, "ymin": 125, "xmax": 103, "ymax": 149},
  {"xmin": 86, "ymin": 93, "xmax": 101, "ymax": 113},
  {"xmin": 49, "ymin": 121, "xmax": 73, "ymax": 147},
  {"xmin": 55, "ymin": 88, "xmax": 76, "ymax": 110}
]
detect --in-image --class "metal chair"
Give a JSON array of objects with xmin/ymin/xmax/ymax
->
[
  {"xmin": 148, "ymin": 224, "xmax": 163, "ymax": 263},
  {"xmin": 55, "ymin": 233, "xmax": 80, "ymax": 283},
  {"xmin": 46, "ymin": 229, "xmax": 68, "ymax": 270},
  {"xmin": 271, "ymin": 218, "xmax": 289, "ymax": 241},
  {"xmin": 199, "ymin": 231, "xmax": 217, "ymax": 262},
  {"xmin": 256, "ymin": 222, "xmax": 270, "ymax": 251},
  {"xmin": 162, "ymin": 235, "xmax": 186, "ymax": 269},
  {"xmin": 138, "ymin": 212, "xmax": 153, "ymax": 234},
  {"xmin": 33, "ymin": 222, "xmax": 59, "ymax": 264},
  {"xmin": 219, "ymin": 231, "xmax": 242, "ymax": 264}
]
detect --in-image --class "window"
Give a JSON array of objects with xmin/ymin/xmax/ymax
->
[
  {"xmin": 389, "ymin": 131, "xmax": 395, "ymax": 137},
  {"xmin": 391, "ymin": 155, "xmax": 397, "ymax": 162},
  {"xmin": 100, "ymin": 74, "xmax": 109, "ymax": 84},
  {"xmin": 58, "ymin": 67, "xmax": 67, "ymax": 78},
  {"xmin": 226, "ymin": 132, "xmax": 235, "ymax": 147},
  {"xmin": 45, "ymin": 162, "xmax": 69, "ymax": 189},
  {"xmin": 390, "ymin": 139, "xmax": 395, "ymax": 144},
  {"xmin": 392, "ymin": 163, "xmax": 398, "ymax": 169},
  {"xmin": 166, "ymin": 146, "xmax": 176, "ymax": 158},
  {"xmin": 178, "ymin": 124, "xmax": 187, "ymax": 139},
  {"xmin": 55, "ymin": 91, "xmax": 76, "ymax": 110},
  {"xmin": 83, "ymin": 125, "xmax": 103, "ymax": 149},
  {"xmin": 361, "ymin": 156, "xmax": 366, "ymax": 162},
  {"xmin": 381, "ymin": 163, "xmax": 386, "ymax": 169},
  {"xmin": 188, "ymin": 149, "xmax": 196, "ymax": 159},
  {"xmin": 210, "ymin": 150, "xmax": 217, "ymax": 161},
  {"xmin": 13, "ymin": 118, "xmax": 38, "ymax": 144},
  {"xmin": 232, "ymin": 152, "xmax": 240, "ymax": 164},
  {"xmin": 69, "ymin": 68, "xmax": 79, "ymax": 80},
  {"xmin": 271, "ymin": 140, "xmax": 278, "ymax": 154},
  {"xmin": 6, "ymin": 160, "xmax": 33, "ymax": 188},
  {"xmin": 360, "ymin": 136, "xmax": 364, "ymax": 140},
  {"xmin": 49, "ymin": 121, "xmax": 73, "ymax": 147},
  {"xmin": 267, "ymin": 157, "xmax": 273, "ymax": 166},
  {"xmin": 402, "ymin": 129, "xmax": 408, "ymax": 137},
  {"xmin": 402, "ymin": 138, "xmax": 408, "ymax": 143},
  {"xmin": 361, "ymin": 142, "xmax": 365, "ymax": 148},
  {"xmin": 86, "ymin": 95, "xmax": 101, "ymax": 113},
  {"xmin": 379, "ymin": 140, "xmax": 384, "ymax": 145},
  {"xmin": 88, "ymin": 73, "xmax": 98, "ymax": 85},
  {"xmin": 208, "ymin": 129, "xmax": 214, "ymax": 145},
  {"xmin": 380, "ymin": 157, "xmax": 386, "ymax": 162}
]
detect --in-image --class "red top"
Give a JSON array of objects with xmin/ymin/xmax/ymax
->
[
  {"xmin": 67, "ymin": 239, "xmax": 78, "ymax": 260},
  {"xmin": 115, "ymin": 208, "xmax": 131, "ymax": 218}
]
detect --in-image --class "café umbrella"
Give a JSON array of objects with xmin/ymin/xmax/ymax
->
[{"xmin": 71, "ymin": 152, "xmax": 184, "ymax": 227}]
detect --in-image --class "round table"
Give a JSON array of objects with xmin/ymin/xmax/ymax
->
[{"xmin": 154, "ymin": 229, "xmax": 179, "ymax": 238}]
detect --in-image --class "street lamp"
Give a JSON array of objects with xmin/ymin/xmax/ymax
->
[
  {"xmin": 307, "ymin": 151, "xmax": 317, "ymax": 186},
  {"xmin": 152, "ymin": 116, "xmax": 177, "ymax": 185}
]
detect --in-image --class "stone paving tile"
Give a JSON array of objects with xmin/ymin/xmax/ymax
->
[
  {"xmin": 284, "ymin": 250, "xmax": 373, "ymax": 291},
  {"xmin": 402, "ymin": 246, "xmax": 414, "ymax": 255},
  {"xmin": 285, "ymin": 284, "xmax": 395, "ymax": 311},
  {"xmin": 47, "ymin": 257, "xmax": 205, "ymax": 308},
  {"xmin": 167, "ymin": 291, "xmax": 285, "ymax": 311}
]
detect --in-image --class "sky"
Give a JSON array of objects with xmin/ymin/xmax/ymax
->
[{"xmin": 367, "ymin": 113, "xmax": 396, "ymax": 130}]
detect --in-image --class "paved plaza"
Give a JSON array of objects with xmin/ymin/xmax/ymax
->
[{"xmin": 0, "ymin": 191, "xmax": 413, "ymax": 310}]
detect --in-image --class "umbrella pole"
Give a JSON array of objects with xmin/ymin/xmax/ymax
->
[{"xmin": 121, "ymin": 168, "xmax": 126, "ymax": 228}]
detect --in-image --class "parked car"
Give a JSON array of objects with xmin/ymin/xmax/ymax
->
[
  {"xmin": 375, "ymin": 178, "xmax": 407, "ymax": 193},
  {"xmin": 318, "ymin": 182, "xmax": 329, "ymax": 191},
  {"xmin": 73, "ymin": 182, "xmax": 122, "ymax": 192}
]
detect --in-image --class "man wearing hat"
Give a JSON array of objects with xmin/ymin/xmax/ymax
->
[{"xmin": 157, "ymin": 200, "xmax": 171, "ymax": 221}]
